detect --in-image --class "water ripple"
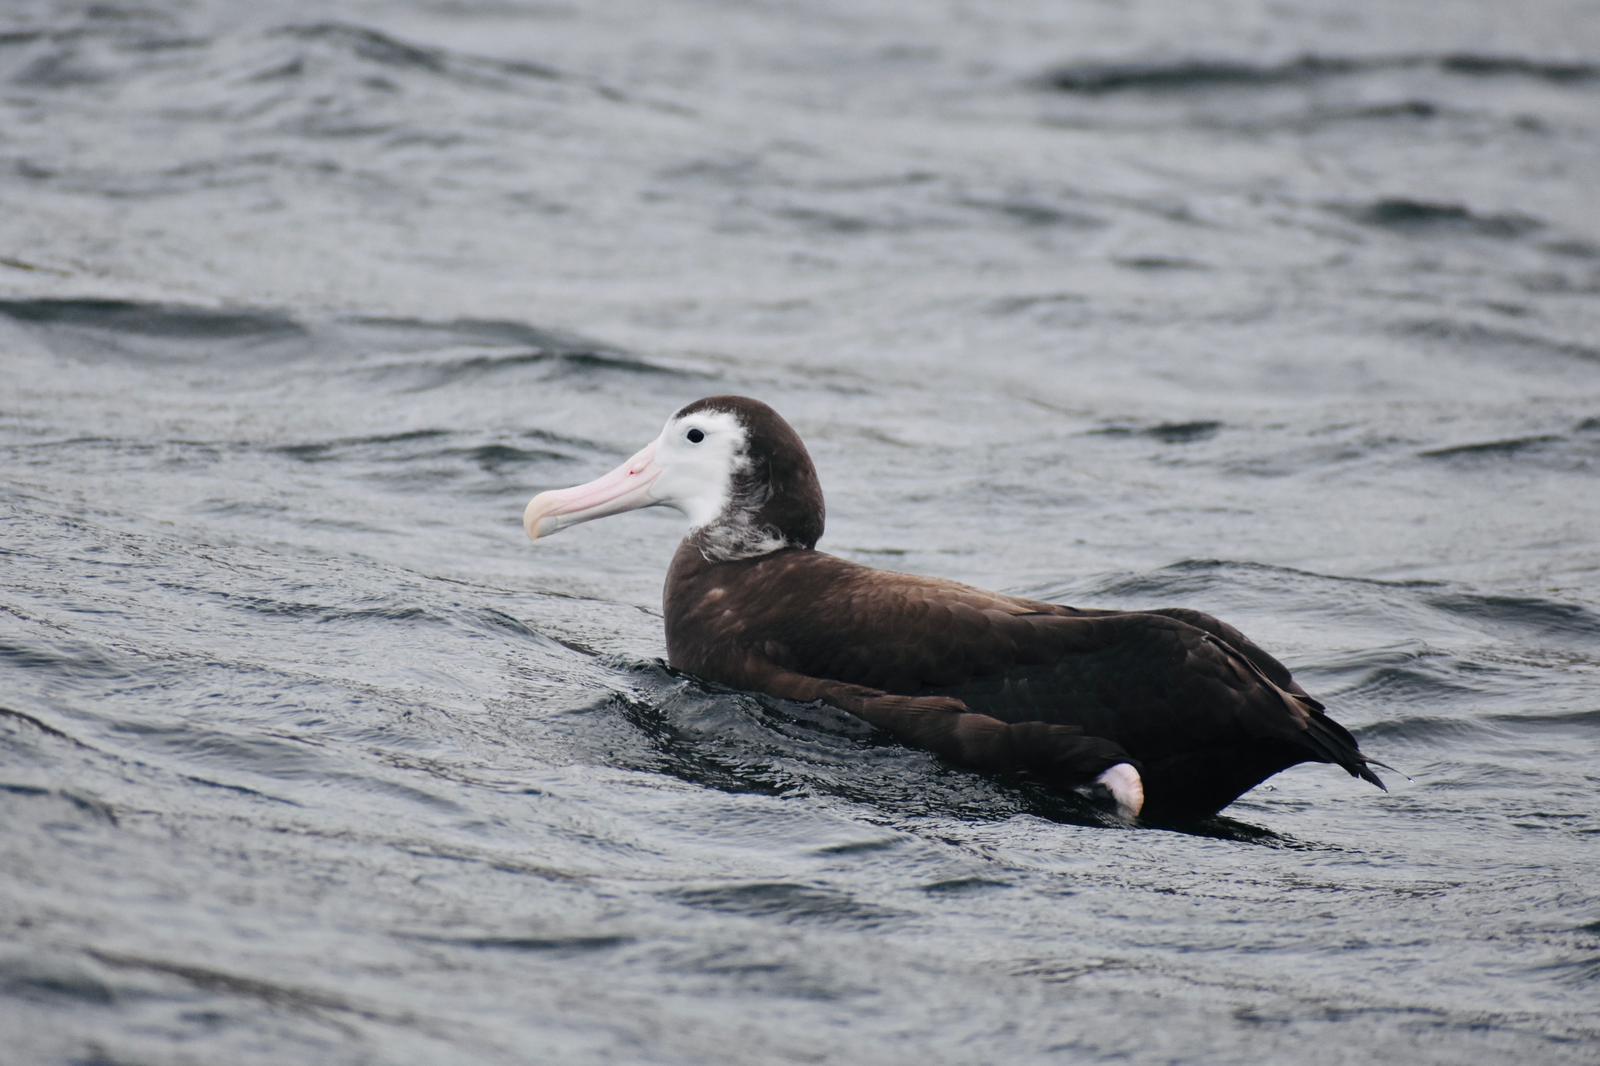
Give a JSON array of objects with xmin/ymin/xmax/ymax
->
[{"xmin": 1043, "ymin": 53, "xmax": 1600, "ymax": 94}]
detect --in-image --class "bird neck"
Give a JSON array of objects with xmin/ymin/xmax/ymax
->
[{"xmin": 689, "ymin": 510, "xmax": 796, "ymax": 562}]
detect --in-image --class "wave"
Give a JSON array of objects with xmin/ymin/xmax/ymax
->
[
  {"xmin": 266, "ymin": 429, "xmax": 566, "ymax": 473},
  {"xmin": 267, "ymin": 22, "xmax": 560, "ymax": 91},
  {"xmin": 271, "ymin": 428, "xmax": 452, "ymax": 463},
  {"xmin": 2, "ymin": 14, "xmax": 562, "ymax": 94},
  {"xmin": 396, "ymin": 931, "xmax": 632, "ymax": 954},
  {"xmin": 1484, "ymin": 707, "xmax": 1600, "ymax": 738},
  {"xmin": 1043, "ymin": 52, "xmax": 1600, "ymax": 94},
  {"xmin": 112, "ymin": 717, "xmax": 468, "ymax": 814},
  {"xmin": 669, "ymin": 881, "xmax": 898, "ymax": 929},
  {"xmin": 1350, "ymin": 714, "xmax": 1499, "ymax": 746},
  {"xmin": 1418, "ymin": 434, "xmax": 1566, "ymax": 460},
  {"xmin": 332, "ymin": 315, "xmax": 706, "ymax": 387},
  {"xmin": 83, "ymin": 948, "xmax": 402, "ymax": 1024},
  {"xmin": 1331, "ymin": 660, "xmax": 1486, "ymax": 709},
  {"xmin": 1090, "ymin": 420, "xmax": 1223, "ymax": 444},
  {"xmin": 1334, "ymin": 198, "xmax": 1544, "ymax": 239},
  {"xmin": 1306, "ymin": 100, "xmax": 1442, "ymax": 122},
  {"xmin": 342, "ymin": 314, "xmax": 588, "ymax": 351},
  {"xmin": 1413, "ymin": 424, "xmax": 1597, "ymax": 473},
  {"xmin": 1079, "ymin": 558, "xmax": 1444, "ymax": 602},
  {"xmin": 363, "ymin": 347, "xmax": 704, "ymax": 392},
  {"xmin": 1395, "ymin": 317, "xmax": 1600, "ymax": 364},
  {"xmin": 0, "ymin": 704, "xmax": 91, "ymax": 747},
  {"xmin": 0, "ymin": 950, "xmax": 117, "ymax": 1009},
  {"xmin": 0, "ymin": 299, "xmax": 689, "ymax": 393},
  {"xmin": 0, "ymin": 635, "xmax": 135, "ymax": 684},
  {"xmin": 0, "ymin": 297, "xmax": 305, "ymax": 346},
  {"xmin": 1422, "ymin": 590, "xmax": 1600, "ymax": 643}
]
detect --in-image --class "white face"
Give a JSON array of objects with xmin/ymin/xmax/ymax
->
[
  {"xmin": 524, "ymin": 407, "xmax": 748, "ymax": 541},
  {"xmin": 648, "ymin": 408, "xmax": 748, "ymax": 528}
]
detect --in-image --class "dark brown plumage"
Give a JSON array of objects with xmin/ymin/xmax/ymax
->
[{"xmin": 526, "ymin": 394, "xmax": 1386, "ymax": 822}]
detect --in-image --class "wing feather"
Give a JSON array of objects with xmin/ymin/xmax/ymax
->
[
  {"xmin": 756, "ymin": 557, "xmax": 1346, "ymax": 767},
  {"xmin": 665, "ymin": 547, "xmax": 1380, "ymax": 818}
]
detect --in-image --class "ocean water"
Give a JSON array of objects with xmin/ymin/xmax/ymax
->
[{"xmin": 2, "ymin": 2, "xmax": 1598, "ymax": 1063}]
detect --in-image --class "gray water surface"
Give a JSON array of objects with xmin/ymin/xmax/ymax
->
[{"xmin": 3, "ymin": 2, "xmax": 1599, "ymax": 1063}]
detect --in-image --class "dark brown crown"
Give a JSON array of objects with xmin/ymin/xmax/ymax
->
[{"xmin": 674, "ymin": 395, "xmax": 826, "ymax": 551}]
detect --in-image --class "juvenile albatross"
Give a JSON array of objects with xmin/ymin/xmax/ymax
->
[{"xmin": 524, "ymin": 395, "xmax": 1385, "ymax": 822}]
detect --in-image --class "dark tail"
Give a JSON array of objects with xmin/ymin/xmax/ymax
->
[{"xmin": 1302, "ymin": 707, "xmax": 1387, "ymax": 791}]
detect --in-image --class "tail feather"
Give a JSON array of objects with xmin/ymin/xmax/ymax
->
[
  {"xmin": 1215, "ymin": 631, "xmax": 1388, "ymax": 793},
  {"xmin": 1302, "ymin": 707, "xmax": 1386, "ymax": 790}
]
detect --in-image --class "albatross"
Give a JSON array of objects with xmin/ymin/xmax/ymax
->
[{"xmin": 524, "ymin": 395, "xmax": 1385, "ymax": 822}]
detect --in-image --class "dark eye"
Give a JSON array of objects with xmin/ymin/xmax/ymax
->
[{"xmin": 686, "ymin": 428, "xmax": 705, "ymax": 444}]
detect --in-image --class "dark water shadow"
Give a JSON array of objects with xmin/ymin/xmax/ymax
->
[{"xmin": 1040, "ymin": 52, "xmax": 1600, "ymax": 95}]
